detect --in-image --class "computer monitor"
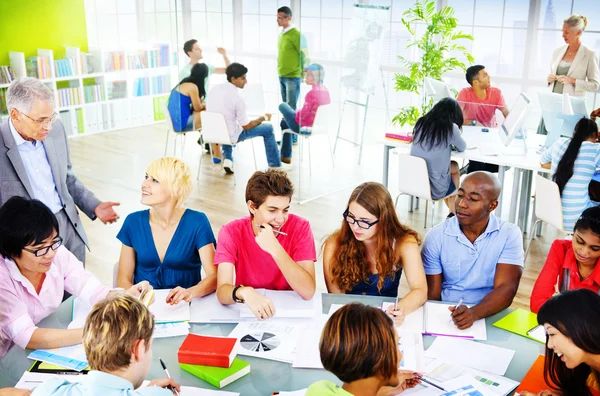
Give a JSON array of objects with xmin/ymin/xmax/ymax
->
[
  {"xmin": 424, "ymin": 77, "xmax": 452, "ymax": 103},
  {"xmin": 498, "ymin": 93, "xmax": 531, "ymax": 146},
  {"xmin": 537, "ymin": 91, "xmax": 588, "ymax": 147}
]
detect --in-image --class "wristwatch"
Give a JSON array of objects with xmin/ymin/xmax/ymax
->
[
  {"xmin": 471, "ymin": 119, "xmax": 477, "ymax": 126},
  {"xmin": 232, "ymin": 285, "xmax": 245, "ymax": 303}
]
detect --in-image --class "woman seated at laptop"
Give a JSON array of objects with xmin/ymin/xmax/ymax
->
[
  {"xmin": 306, "ymin": 303, "xmax": 420, "ymax": 396},
  {"xmin": 322, "ymin": 182, "xmax": 427, "ymax": 324},
  {"xmin": 530, "ymin": 207, "xmax": 600, "ymax": 313},
  {"xmin": 410, "ymin": 98, "xmax": 467, "ymax": 216},
  {"xmin": 520, "ymin": 289, "xmax": 600, "ymax": 396},
  {"xmin": 0, "ymin": 197, "xmax": 147, "ymax": 359},
  {"xmin": 541, "ymin": 118, "xmax": 600, "ymax": 232},
  {"xmin": 116, "ymin": 157, "xmax": 217, "ymax": 304}
]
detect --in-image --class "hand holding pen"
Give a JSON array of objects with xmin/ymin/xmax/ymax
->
[
  {"xmin": 448, "ymin": 297, "xmax": 476, "ymax": 330},
  {"xmin": 155, "ymin": 358, "xmax": 181, "ymax": 396},
  {"xmin": 386, "ymin": 295, "xmax": 406, "ymax": 327}
]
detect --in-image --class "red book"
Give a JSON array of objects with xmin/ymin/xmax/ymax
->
[
  {"xmin": 385, "ymin": 132, "xmax": 412, "ymax": 142},
  {"xmin": 515, "ymin": 354, "xmax": 556, "ymax": 395},
  {"xmin": 177, "ymin": 334, "xmax": 237, "ymax": 368}
]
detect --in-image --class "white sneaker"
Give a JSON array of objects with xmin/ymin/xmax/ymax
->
[
  {"xmin": 223, "ymin": 159, "xmax": 234, "ymax": 174},
  {"xmin": 269, "ymin": 163, "xmax": 292, "ymax": 171}
]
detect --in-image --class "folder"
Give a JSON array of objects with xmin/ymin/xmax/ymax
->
[{"xmin": 492, "ymin": 309, "xmax": 545, "ymax": 344}]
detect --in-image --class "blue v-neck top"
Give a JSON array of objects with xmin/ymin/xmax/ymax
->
[{"xmin": 117, "ymin": 209, "xmax": 216, "ymax": 289}]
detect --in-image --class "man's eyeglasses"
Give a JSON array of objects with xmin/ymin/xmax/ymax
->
[
  {"xmin": 343, "ymin": 209, "xmax": 379, "ymax": 230},
  {"xmin": 20, "ymin": 110, "xmax": 57, "ymax": 128},
  {"xmin": 23, "ymin": 237, "xmax": 63, "ymax": 257}
]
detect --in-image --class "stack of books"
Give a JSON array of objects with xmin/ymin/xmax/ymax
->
[
  {"xmin": 178, "ymin": 334, "xmax": 250, "ymax": 389},
  {"xmin": 26, "ymin": 56, "xmax": 51, "ymax": 79},
  {"xmin": 57, "ymin": 87, "xmax": 81, "ymax": 107},
  {"xmin": 106, "ymin": 52, "xmax": 126, "ymax": 72},
  {"xmin": 83, "ymin": 84, "xmax": 106, "ymax": 103}
]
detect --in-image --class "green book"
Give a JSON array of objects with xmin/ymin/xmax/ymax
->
[
  {"xmin": 492, "ymin": 308, "xmax": 545, "ymax": 343},
  {"xmin": 180, "ymin": 358, "xmax": 250, "ymax": 388}
]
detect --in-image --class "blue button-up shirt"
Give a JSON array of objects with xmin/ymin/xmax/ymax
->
[
  {"xmin": 421, "ymin": 215, "xmax": 524, "ymax": 304},
  {"xmin": 31, "ymin": 371, "xmax": 172, "ymax": 396},
  {"xmin": 9, "ymin": 119, "xmax": 63, "ymax": 213}
]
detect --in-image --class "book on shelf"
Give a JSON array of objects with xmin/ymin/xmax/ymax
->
[
  {"xmin": 83, "ymin": 85, "xmax": 106, "ymax": 103},
  {"xmin": 80, "ymin": 53, "xmax": 95, "ymax": 74},
  {"xmin": 108, "ymin": 81, "xmax": 127, "ymax": 100},
  {"xmin": 179, "ymin": 358, "xmax": 250, "ymax": 389},
  {"xmin": 0, "ymin": 66, "xmax": 15, "ymax": 84},
  {"xmin": 106, "ymin": 52, "xmax": 126, "ymax": 72},
  {"xmin": 178, "ymin": 334, "xmax": 237, "ymax": 368},
  {"xmin": 55, "ymin": 59, "xmax": 77, "ymax": 77},
  {"xmin": 58, "ymin": 88, "xmax": 81, "ymax": 108},
  {"xmin": 0, "ymin": 88, "xmax": 7, "ymax": 114}
]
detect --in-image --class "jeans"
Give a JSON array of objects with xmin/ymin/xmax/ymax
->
[
  {"xmin": 279, "ymin": 103, "xmax": 311, "ymax": 159},
  {"xmin": 222, "ymin": 123, "xmax": 282, "ymax": 167},
  {"xmin": 279, "ymin": 77, "xmax": 301, "ymax": 109}
]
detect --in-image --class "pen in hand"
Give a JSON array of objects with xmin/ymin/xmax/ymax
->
[
  {"xmin": 413, "ymin": 374, "xmax": 447, "ymax": 392},
  {"xmin": 258, "ymin": 224, "xmax": 288, "ymax": 236},
  {"xmin": 159, "ymin": 358, "xmax": 180, "ymax": 396},
  {"xmin": 449, "ymin": 297, "xmax": 464, "ymax": 324}
]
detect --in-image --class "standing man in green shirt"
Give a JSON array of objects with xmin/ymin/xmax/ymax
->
[{"xmin": 277, "ymin": 6, "xmax": 309, "ymax": 143}]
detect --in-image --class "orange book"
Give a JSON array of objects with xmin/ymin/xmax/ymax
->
[{"xmin": 516, "ymin": 354, "xmax": 557, "ymax": 395}]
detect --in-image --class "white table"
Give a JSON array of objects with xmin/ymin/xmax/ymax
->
[{"xmin": 381, "ymin": 126, "xmax": 551, "ymax": 231}]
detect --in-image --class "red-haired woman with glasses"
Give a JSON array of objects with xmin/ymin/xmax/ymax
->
[{"xmin": 322, "ymin": 182, "xmax": 427, "ymax": 325}]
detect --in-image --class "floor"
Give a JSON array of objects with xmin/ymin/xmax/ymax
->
[{"xmin": 69, "ymin": 121, "xmax": 559, "ymax": 311}]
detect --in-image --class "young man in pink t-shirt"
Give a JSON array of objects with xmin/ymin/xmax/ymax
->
[
  {"xmin": 214, "ymin": 169, "xmax": 316, "ymax": 320},
  {"xmin": 456, "ymin": 65, "xmax": 509, "ymax": 128}
]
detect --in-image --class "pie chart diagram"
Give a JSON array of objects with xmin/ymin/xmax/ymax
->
[{"xmin": 240, "ymin": 332, "xmax": 281, "ymax": 352}]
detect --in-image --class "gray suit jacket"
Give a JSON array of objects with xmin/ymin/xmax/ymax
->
[{"xmin": 0, "ymin": 119, "xmax": 101, "ymax": 246}]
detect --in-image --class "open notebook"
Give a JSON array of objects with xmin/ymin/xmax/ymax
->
[{"xmin": 382, "ymin": 301, "xmax": 487, "ymax": 340}]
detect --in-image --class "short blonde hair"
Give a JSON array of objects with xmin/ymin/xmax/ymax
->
[
  {"xmin": 83, "ymin": 294, "xmax": 154, "ymax": 372},
  {"xmin": 564, "ymin": 14, "xmax": 588, "ymax": 32},
  {"xmin": 146, "ymin": 157, "xmax": 192, "ymax": 207}
]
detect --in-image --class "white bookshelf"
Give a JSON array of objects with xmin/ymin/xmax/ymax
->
[{"xmin": 0, "ymin": 43, "xmax": 176, "ymax": 137}]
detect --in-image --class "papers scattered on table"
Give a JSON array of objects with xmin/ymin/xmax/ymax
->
[
  {"xmin": 150, "ymin": 289, "xmax": 190, "ymax": 323},
  {"xmin": 228, "ymin": 321, "xmax": 301, "ymax": 363},
  {"xmin": 154, "ymin": 321, "xmax": 190, "ymax": 338},
  {"xmin": 239, "ymin": 290, "xmax": 321, "ymax": 319},
  {"xmin": 28, "ymin": 344, "xmax": 89, "ymax": 371},
  {"xmin": 191, "ymin": 290, "xmax": 321, "ymax": 323},
  {"xmin": 292, "ymin": 315, "xmax": 329, "ymax": 369},
  {"xmin": 398, "ymin": 331, "xmax": 426, "ymax": 372},
  {"xmin": 424, "ymin": 338, "xmax": 515, "ymax": 376},
  {"xmin": 381, "ymin": 302, "xmax": 487, "ymax": 340},
  {"xmin": 15, "ymin": 371, "xmax": 83, "ymax": 390}
]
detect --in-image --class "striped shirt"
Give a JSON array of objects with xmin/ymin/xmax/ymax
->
[{"xmin": 541, "ymin": 138, "xmax": 600, "ymax": 231}]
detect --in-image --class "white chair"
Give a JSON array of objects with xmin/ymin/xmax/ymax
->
[
  {"xmin": 282, "ymin": 104, "xmax": 335, "ymax": 202},
  {"xmin": 239, "ymin": 83, "xmax": 267, "ymax": 118},
  {"xmin": 524, "ymin": 174, "xmax": 570, "ymax": 259},
  {"xmin": 163, "ymin": 104, "xmax": 199, "ymax": 157},
  {"xmin": 394, "ymin": 154, "xmax": 457, "ymax": 228},
  {"xmin": 198, "ymin": 111, "xmax": 259, "ymax": 184}
]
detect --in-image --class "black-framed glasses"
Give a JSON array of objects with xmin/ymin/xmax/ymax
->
[
  {"xmin": 23, "ymin": 237, "xmax": 63, "ymax": 257},
  {"xmin": 343, "ymin": 209, "xmax": 379, "ymax": 230},
  {"xmin": 19, "ymin": 110, "xmax": 58, "ymax": 128}
]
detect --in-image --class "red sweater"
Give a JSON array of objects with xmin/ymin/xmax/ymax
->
[{"xmin": 530, "ymin": 239, "xmax": 600, "ymax": 313}]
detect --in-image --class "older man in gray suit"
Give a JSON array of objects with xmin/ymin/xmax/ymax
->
[{"xmin": 0, "ymin": 77, "xmax": 119, "ymax": 264}]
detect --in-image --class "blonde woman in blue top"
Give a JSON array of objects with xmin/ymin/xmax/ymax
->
[
  {"xmin": 541, "ymin": 118, "xmax": 600, "ymax": 232},
  {"xmin": 116, "ymin": 157, "xmax": 217, "ymax": 304}
]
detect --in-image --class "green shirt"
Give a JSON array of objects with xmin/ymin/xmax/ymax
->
[
  {"xmin": 278, "ymin": 27, "xmax": 307, "ymax": 78},
  {"xmin": 306, "ymin": 380, "xmax": 353, "ymax": 396}
]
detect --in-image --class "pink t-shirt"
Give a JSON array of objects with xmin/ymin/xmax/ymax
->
[
  {"xmin": 296, "ymin": 85, "xmax": 331, "ymax": 127},
  {"xmin": 456, "ymin": 86, "xmax": 506, "ymax": 128},
  {"xmin": 214, "ymin": 214, "xmax": 316, "ymax": 290},
  {"xmin": 0, "ymin": 246, "xmax": 110, "ymax": 358}
]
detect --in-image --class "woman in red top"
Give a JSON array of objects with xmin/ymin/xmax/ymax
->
[{"xmin": 530, "ymin": 206, "xmax": 600, "ymax": 313}]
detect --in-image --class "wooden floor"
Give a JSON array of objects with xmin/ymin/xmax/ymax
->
[{"xmin": 70, "ymin": 122, "xmax": 559, "ymax": 311}]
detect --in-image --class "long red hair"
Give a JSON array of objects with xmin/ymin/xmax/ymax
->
[{"xmin": 325, "ymin": 182, "xmax": 421, "ymax": 292}]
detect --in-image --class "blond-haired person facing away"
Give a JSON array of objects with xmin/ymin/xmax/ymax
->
[
  {"xmin": 117, "ymin": 157, "xmax": 217, "ymax": 305},
  {"xmin": 32, "ymin": 294, "xmax": 181, "ymax": 395}
]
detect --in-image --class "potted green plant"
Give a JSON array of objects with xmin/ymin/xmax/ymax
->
[{"xmin": 393, "ymin": 0, "xmax": 474, "ymax": 127}]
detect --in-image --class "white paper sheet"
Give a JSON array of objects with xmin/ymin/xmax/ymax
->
[
  {"xmin": 527, "ymin": 325, "xmax": 546, "ymax": 343},
  {"xmin": 292, "ymin": 315, "xmax": 329, "ymax": 369},
  {"xmin": 424, "ymin": 338, "xmax": 515, "ymax": 376},
  {"xmin": 424, "ymin": 303, "xmax": 487, "ymax": 341},
  {"xmin": 228, "ymin": 321, "xmax": 301, "ymax": 363},
  {"xmin": 276, "ymin": 390, "xmax": 308, "ymax": 396},
  {"xmin": 15, "ymin": 371, "xmax": 83, "ymax": 390},
  {"xmin": 397, "ymin": 331, "xmax": 426, "ymax": 372},
  {"xmin": 327, "ymin": 304, "xmax": 345, "ymax": 315},
  {"xmin": 153, "ymin": 321, "xmax": 190, "ymax": 338},
  {"xmin": 190, "ymin": 292, "xmax": 243, "ymax": 323},
  {"xmin": 239, "ymin": 290, "xmax": 320, "ymax": 319},
  {"xmin": 150, "ymin": 289, "xmax": 190, "ymax": 323}
]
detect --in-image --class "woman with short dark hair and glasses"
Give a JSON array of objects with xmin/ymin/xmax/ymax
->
[
  {"xmin": 0, "ymin": 196, "xmax": 149, "ymax": 359},
  {"xmin": 322, "ymin": 182, "xmax": 427, "ymax": 325}
]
